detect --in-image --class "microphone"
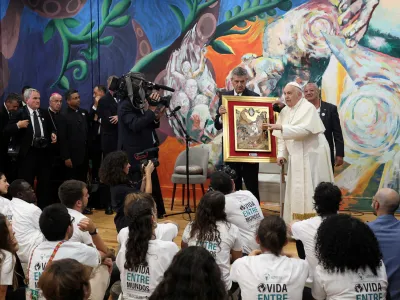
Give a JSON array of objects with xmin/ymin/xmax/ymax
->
[
  {"xmin": 170, "ymin": 106, "xmax": 181, "ymax": 113},
  {"xmin": 152, "ymin": 83, "xmax": 175, "ymax": 93},
  {"xmin": 273, "ymin": 103, "xmax": 282, "ymax": 113}
]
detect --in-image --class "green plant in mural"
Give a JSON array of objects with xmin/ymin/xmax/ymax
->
[
  {"xmin": 209, "ymin": 0, "xmax": 292, "ymax": 54},
  {"xmin": 43, "ymin": 0, "xmax": 131, "ymax": 90}
]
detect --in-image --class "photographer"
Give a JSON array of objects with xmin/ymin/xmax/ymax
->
[
  {"xmin": 117, "ymin": 72, "xmax": 166, "ymax": 218},
  {"xmin": 4, "ymin": 88, "xmax": 56, "ymax": 208}
]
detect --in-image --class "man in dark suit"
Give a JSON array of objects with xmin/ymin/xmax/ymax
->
[
  {"xmin": 4, "ymin": 88, "xmax": 56, "ymax": 208},
  {"xmin": 214, "ymin": 67, "xmax": 260, "ymax": 201},
  {"xmin": 118, "ymin": 73, "xmax": 166, "ymax": 217},
  {"xmin": 58, "ymin": 89, "xmax": 90, "ymax": 184},
  {"xmin": 98, "ymin": 76, "xmax": 119, "ymax": 158},
  {"xmin": 0, "ymin": 93, "xmax": 20, "ymax": 178},
  {"xmin": 303, "ymin": 83, "xmax": 344, "ymax": 168},
  {"xmin": 44, "ymin": 92, "xmax": 64, "ymax": 203}
]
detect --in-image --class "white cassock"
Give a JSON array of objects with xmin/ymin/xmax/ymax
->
[{"xmin": 273, "ymin": 98, "xmax": 334, "ymax": 222}]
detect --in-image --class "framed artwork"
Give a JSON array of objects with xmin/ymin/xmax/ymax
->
[{"xmin": 222, "ymin": 96, "xmax": 279, "ymax": 163}]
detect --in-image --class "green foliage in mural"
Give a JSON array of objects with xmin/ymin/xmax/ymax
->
[
  {"xmin": 43, "ymin": 0, "xmax": 131, "ymax": 90},
  {"xmin": 209, "ymin": 0, "xmax": 292, "ymax": 54}
]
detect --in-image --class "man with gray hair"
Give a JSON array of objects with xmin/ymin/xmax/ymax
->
[
  {"xmin": 369, "ymin": 188, "xmax": 400, "ymax": 299},
  {"xmin": 5, "ymin": 88, "xmax": 56, "ymax": 208},
  {"xmin": 214, "ymin": 66, "xmax": 260, "ymax": 201},
  {"xmin": 264, "ymin": 82, "xmax": 333, "ymax": 222}
]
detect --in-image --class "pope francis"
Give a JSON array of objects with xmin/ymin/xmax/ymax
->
[{"xmin": 264, "ymin": 82, "xmax": 334, "ymax": 222}]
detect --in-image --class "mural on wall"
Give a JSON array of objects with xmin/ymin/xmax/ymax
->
[{"xmin": 1, "ymin": 0, "xmax": 399, "ymax": 210}]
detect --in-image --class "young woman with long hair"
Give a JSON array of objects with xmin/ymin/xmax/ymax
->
[
  {"xmin": 231, "ymin": 216, "xmax": 309, "ymax": 300},
  {"xmin": 116, "ymin": 197, "xmax": 178, "ymax": 299},
  {"xmin": 312, "ymin": 214, "xmax": 387, "ymax": 299},
  {"xmin": 99, "ymin": 151, "xmax": 154, "ymax": 232},
  {"xmin": 0, "ymin": 213, "xmax": 20, "ymax": 300},
  {"xmin": 150, "ymin": 246, "xmax": 228, "ymax": 300},
  {"xmin": 38, "ymin": 258, "xmax": 92, "ymax": 300},
  {"xmin": 0, "ymin": 173, "xmax": 12, "ymax": 222},
  {"xmin": 181, "ymin": 191, "xmax": 242, "ymax": 290}
]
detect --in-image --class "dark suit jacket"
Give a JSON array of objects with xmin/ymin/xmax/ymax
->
[
  {"xmin": 58, "ymin": 106, "xmax": 90, "ymax": 166},
  {"xmin": 214, "ymin": 88, "xmax": 260, "ymax": 130},
  {"xmin": 319, "ymin": 101, "xmax": 344, "ymax": 164},
  {"xmin": 44, "ymin": 108, "xmax": 62, "ymax": 157},
  {"xmin": 0, "ymin": 106, "xmax": 11, "ymax": 155},
  {"xmin": 4, "ymin": 106, "xmax": 52, "ymax": 157},
  {"xmin": 118, "ymin": 98, "xmax": 159, "ymax": 170},
  {"xmin": 97, "ymin": 92, "xmax": 118, "ymax": 155}
]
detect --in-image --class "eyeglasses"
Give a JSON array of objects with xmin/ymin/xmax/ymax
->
[{"xmin": 70, "ymin": 216, "xmax": 75, "ymax": 224}]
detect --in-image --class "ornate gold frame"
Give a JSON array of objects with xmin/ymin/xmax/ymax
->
[{"xmin": 222, "ymin": 96, "xmax": 279, "ymax": 163}]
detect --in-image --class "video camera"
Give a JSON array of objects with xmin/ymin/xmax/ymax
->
[
  {"xmin": 134, "ymin": 147, "xmax": 160, "ymax": 169},
  {"xmin": 109, "ymin": 72, "xmax": 174, "ymax": 113}
]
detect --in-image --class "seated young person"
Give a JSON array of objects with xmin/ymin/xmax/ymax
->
[
  {"xmin": 181, "ymin": 191, "xmax": 242, "ymax": 291},
  {"xmin": 118, "ymin": 193, "xmax": 179, "ymax": 247},
  {"xmin": 99, "ymin": 151, "xmax": 154, "ymax": 232},
  {"xmin": 116, "ymin": 197, "xmax": 179, "ymax": 299},
  {"xmin": 231, "ymin": 216, "xmax": 309, "ymax": 300},
  {"xmin": 312, "ymin": 214, "xmax": 388, "ymax": 299},
  {"xmin": 38, "ymin": 259, "xmax": 91, "ymax": 300},
  {"xmin": 0, "ymin": 173, "xmax": 12, "ymax": 222},
  {"xmin": 150, "ymin": 246, "xmax": 228, "ymax": 300},
  {"xmin": 26, "ymin": 204, "xmax": 101, "ymax": 300},
  {"xmin": 209, "ymin": 171, "xmax": 263, "ymax": 254}
]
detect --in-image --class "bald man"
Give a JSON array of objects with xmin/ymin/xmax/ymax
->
[
  {"xmin": 264, "ymin": 82, "xmax": 333, "ymax": 222},
  {"xmin": 369, "ymin": 188, "xmax": 400, "ymax": 299}
]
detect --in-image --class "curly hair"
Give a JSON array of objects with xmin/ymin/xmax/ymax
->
[
  {"xmin": 124, "ymin": 197, "xmax": 154, "ymax": 270},
  {"xmin": 190, "ymin": 191, "xmax": 228, "ymax": 247},
  {"xmin": 257, "ymin": 216, "xmax": 287, "ymax": 256},
  {"xmin": 315, "ymin": 214, "xmax": 382, "ymax": 275},
  {"xmin": 149, "ymin": 246, "xmax": 228, "ymax": 300},
  {"xmin": 313, "ymin": 182, "xmax": 342, "ymax": 216},
  {"xmin": 99, "ymin": 151, "xmax": 130, "ymax": 186},
  {"xmin": 38, "ymin": 258, "xmax": 91, "ymax": 300}
]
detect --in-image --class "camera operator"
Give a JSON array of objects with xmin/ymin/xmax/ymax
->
[
  {"xmin": 117, "ymin": 73, "xmax": 166, "ymax": 218},
  {"xmin": 4, "ymin": 88, "xmax": 56, "ymax": 208}
]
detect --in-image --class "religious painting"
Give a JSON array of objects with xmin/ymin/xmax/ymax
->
[
  {"xmin": 234, "ymin": 106, "xmax": 271, "ymax": 152},
  {"xmin": 222, "ymin": 96, "xmax": 278, "ymax": 163}
]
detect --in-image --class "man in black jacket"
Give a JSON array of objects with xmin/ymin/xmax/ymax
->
[
  {"xmin": 118, "ymin": 73, "xmax": 166, "ymax": 217},
  {"xmin": 214, "ymin": 67, "xmax": 260, "ymax": 201},
  {"xmin": 98, "ymin": 76, "xmax": 119, "ymax": 158},
  {"xmin": 4, "ymin": 88, "xmax": 56, "ymax": 208},
  {"xmin": 0, "ymin": 93, "xmax": 20, "ymax": 178},
  {"xmin": 58, "ymin": 89, "xmax": 90, "ymax": 183}
]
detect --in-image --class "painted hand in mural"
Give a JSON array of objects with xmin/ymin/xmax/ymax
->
[{"xmin": 332, "ymin": 0, "xmax": 380, "ymax": 47}]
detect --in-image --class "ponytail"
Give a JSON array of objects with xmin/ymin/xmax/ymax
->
[{"xmin": 257, "ymin": 216, "xmax": 287, "ymax": 256}]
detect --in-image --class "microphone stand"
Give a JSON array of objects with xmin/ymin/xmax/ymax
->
[{"xmin": 164, "ymin": 107, "xmax": 194, "ymax": 220}]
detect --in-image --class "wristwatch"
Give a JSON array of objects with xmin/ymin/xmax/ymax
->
[{"xmin": 89, "ymin": 228, "xmax": 98, "ymax": 236}]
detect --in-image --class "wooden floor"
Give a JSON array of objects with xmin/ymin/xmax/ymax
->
[{"xmin": 92, "ymin": 199, "xmax": 382, "ymax": 257}]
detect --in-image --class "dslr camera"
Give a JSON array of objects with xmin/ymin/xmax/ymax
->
[
  {"xmin": 109, "ymin": 72, "xmax": 174, "ymax": 113},
  {"xmin": 134, "ymin": 147, "xmax": 160, "ymax": 169},
  {"xmin": 217, "ymin": 164, "xmax": 237, "ymax": 180},
  {"xmin": 33, "ymin": 137, "xmax": 48, "ymax": 149}
]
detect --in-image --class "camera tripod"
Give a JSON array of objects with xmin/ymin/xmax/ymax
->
[{"xmin": 164, "ymin": 107, "xmax": 195, "ymax": 221}]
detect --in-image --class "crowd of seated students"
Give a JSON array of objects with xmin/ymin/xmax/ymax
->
[{"xmin": 1, "ymin": 155, "xmax": 399, "ymax": 299}]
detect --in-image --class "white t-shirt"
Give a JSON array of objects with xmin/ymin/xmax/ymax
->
[
  {"xmin": 0, "ymin": 196, "xmax": 13, "ymax": 222},
  {"xmin": 67, "ymin": 208, "xmax": 93, "ymax": 245},
  {"xmin": 291, "ymin": 216, "xmax": 322, "ymax": 285},
  {"xmin": 0, "ymin": 250, "xmax": 15, "ymax": 285},
  {"xmin": 312, "ymin": 263, "xmax": 388, "ymax": 300},
  {"xmin": 10, "ymin": 198, "xmax": 44, "ymax": 264},
  {"xmin": 27, "ymin": 240, "xmax": 101, "ymax": 300},
  {"xmin": 225, "ymin": 190, "xmax": 264, "ymax": 254},
  {"xmin": 182, "ymin": 221, "xmax": 242, "ymax": 290},
  {"xmin": 231, "ymin": 253, "xmax": 309, "ymax": 300},
  {"xmin": 118, "ymin": 223, "xmax": 179, "ymax": 247},
  {"xmin": 116, "ymin": 239, "xmax": 179, "ymax": 299}
]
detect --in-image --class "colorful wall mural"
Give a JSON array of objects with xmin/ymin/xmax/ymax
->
[{"xmin": 1, "ymin": 0, "xmax": 399, "ymax": 210}]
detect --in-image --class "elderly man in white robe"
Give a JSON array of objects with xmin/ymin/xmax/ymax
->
[{"xmin": 263, "ymin": 82, "xmax": 334, "ymax": 222}]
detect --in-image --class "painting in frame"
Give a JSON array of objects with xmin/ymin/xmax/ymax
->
[{"xmin": 222, "ymin": 96, "xmax": 278, "ymax": 163}]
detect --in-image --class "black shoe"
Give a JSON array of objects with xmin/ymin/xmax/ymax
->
[
  {"xmin": 105, "ymin": 207, "xmax": 113, "ymax": 215},
  {"xmin": 157, "ymin": 214, "xmax": 164, "ymax": 219},
  {"xmin": 83, "ymin": 208, "xmax": 93, "ymax": 215}
]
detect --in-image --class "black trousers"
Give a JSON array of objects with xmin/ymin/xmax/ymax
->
[
  {"xmin": 64, "ymin": 157, "xmax": 89, "ymax": 183},
  {"xmin": 17, "ymin": 147, "xmax": 52, "ymax": 209},
  {"xmin": 227, "ymin": 162, "xmax": 260, "ymax": 201}
]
